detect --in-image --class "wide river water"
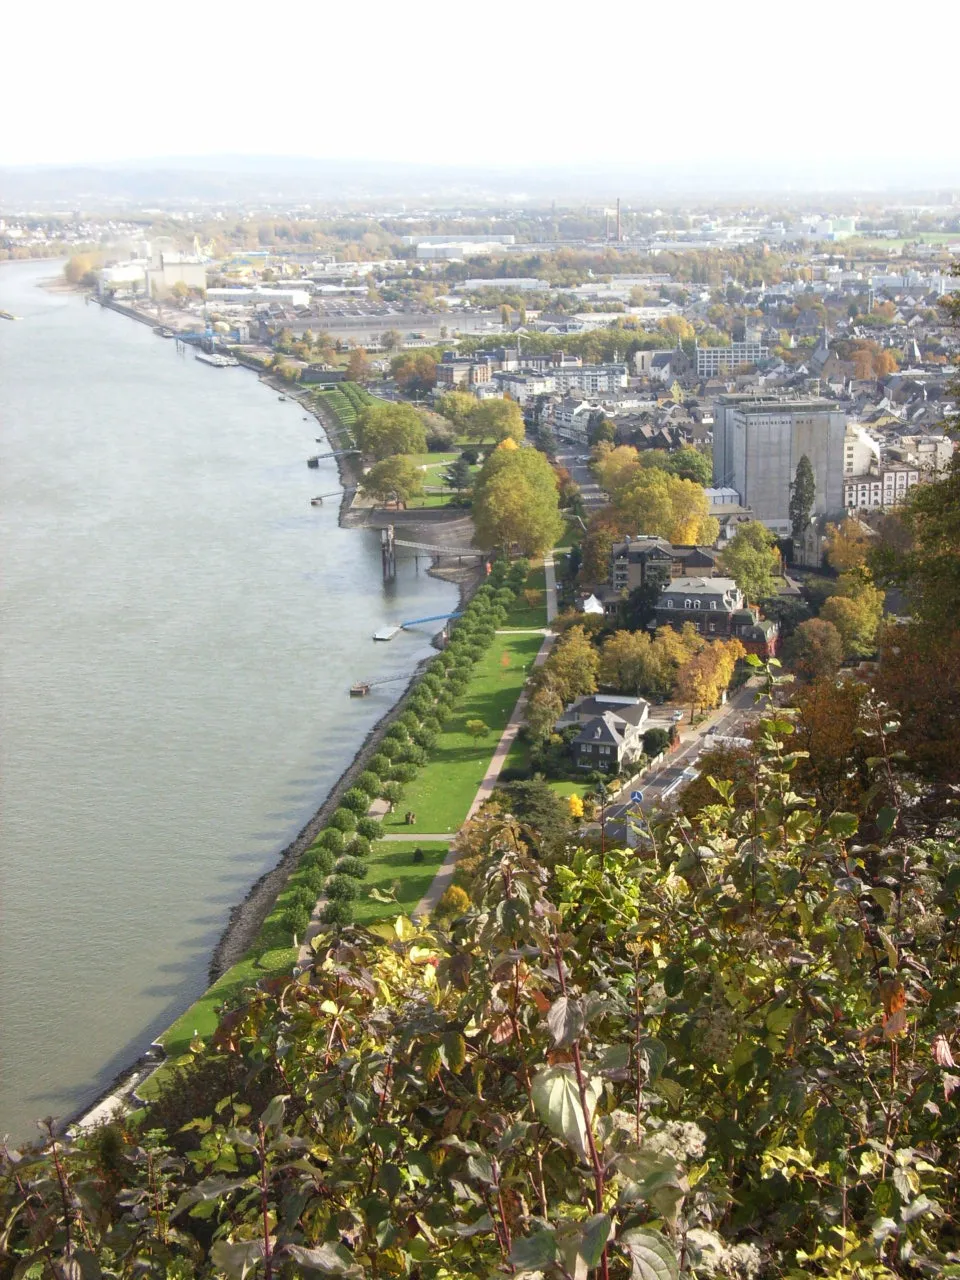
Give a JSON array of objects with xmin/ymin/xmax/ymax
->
[{"xmin": 0, "ymin": 261, "xmax": 457, "ymax": 1140}]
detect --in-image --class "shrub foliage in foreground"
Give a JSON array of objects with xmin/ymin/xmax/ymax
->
[{"xmin": 4, "ymin": 709, "xmax": 960, "ymax": 1278}]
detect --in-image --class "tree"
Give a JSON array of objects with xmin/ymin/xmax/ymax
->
[
  {"xmin": 599, "ymin": 630, "xmax": 659, "ymax": 694},
  {"xmin": 361, "ymin": 455, "xmax": 424, "ymax": 507},
  {"xmin": 346, "ymin": 347, "xmax": 371, "ymax": 384},
  {"xmin": 785, "ymin": 617, "xmax": 844, "ymax": 680},
  {"xmin": 820, "ymin": 592, "xmax": 881, "ymax": 657},
  {"xmin": 525, "ymin": 686, "xmax": 564, "ymax": 742},
  {"xmin": 466, "ymin": 398, "xmax": 525, "ymax": 444},
  {"xmin": 614, "ymin": 468, "xmax": 718, "ymax": 546},
  {"xmin": 464, "ymin": 719, "xmax": 490, "ymax": 740},
  {"xmin": 435, "ymin": 391, "xmax": 477, "ymax": 428},
  {"xmin": 444, "ymin": 455, "xmax": 473, "ymax": 495},
  {"xmin": 472, "ymin": 444, "xmax": 563, "ymax": 557},
  {"xmin": 642, "ymin": 726, "xmax": 671, "ymax": 756},
  {"xmin": 675, "ymin": 637, "xmax": 744, "ymax": 717},
  {"xmin": 719, "ymin": 521, "xmax": 781, "ymax": 602},
  {"xmin": 391, "ymin": 351, "xmax": 437, "ymax": 394},
  {"xmin": 12, "ymin": 711, "xmax": 960, "ymax": 1276},
  {"xmin": 356, "ymin": 402, "xmax": 427, "ymax": 460},
  {"xmin": 789, "ymin": 454, "xmax": 816, "ymax": 541},
  {"xmin": 662, "ymin": 445, "xmax": 713, "ymax": 486},
  {"xmin": 533, "ymin": 625, "xmax": 599, "ymax": 707},
  {"xmin": 566, "ymin": 792, "xmax": 584, "ymax": 819},
  {"xmin": 490, "ymin": 777, "xmax": 571, "ymax": 858},
  {"xmin": 380, "ymin": 328, "xmax": 402, "ymax": 352},
  {"xmin": 824, "ymin": 518, "xmax": 873, "ymax": 572}
]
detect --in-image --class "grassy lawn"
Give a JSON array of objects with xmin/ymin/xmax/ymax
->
[
  {"xmin": 557, "ymin": 515, "xmax": 585, "ymax": 551},
  {"xmin": 382, "ymin": 631, "xmax": 544, "ymax": 834},
  {"xmin": 409, "ymin": 452, "xmax": 459, "ymax": 469},
  {"xmin": 548, "ymin": 779, "xmax": 592, "ymax": 799},
  {"xmin": 138, "ymin": 947, "xmax": 297, "ymax": 1097},
  {"xmin": 406, "ymin": 493, "xmax": 464, "ymax": 509},
  {"xmin": 501, "ymin": 564, "xmax": 548, "ymax": 629},
  {"xmin": 354, "ymin": 840, "xmax": 451, "ymax": 922}
]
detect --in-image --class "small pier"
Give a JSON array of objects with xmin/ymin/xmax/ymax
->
[{"xmin": 372, "ymin": 612, "xmax": 462, "ymax": 641}]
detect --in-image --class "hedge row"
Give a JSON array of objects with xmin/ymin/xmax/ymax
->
[{"xmin": 249, "ymin": 558, "xmax": 528, "ymax": 950}]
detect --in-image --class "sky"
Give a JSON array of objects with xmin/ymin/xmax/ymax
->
[{"xmin": 2, "ymin": 0, "xmax": 957, "ymax": 184}]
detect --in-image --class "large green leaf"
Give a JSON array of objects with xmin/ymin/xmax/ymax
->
[
  {"xmin": 284, "ymin": 1242, "xmax": 364, "ymax": 1277},
  {"xmin": 620, "ymin": 1227, "xmax": 679, "ymax": 1280},
  {"xmin": 170, "ymin": 1176, "xmax": 249, "ymax": 1220},
  {"xmin": 578, "ymin": 1213, "xmax": 613, "ymax": 1268},
  {"xmin": 531, "ymin": 1066, "xmax": 599, "ymax": 1161},
  {"xmin": 510, "ymin": 1229, "xmax": 559, "ymax": 1271}
]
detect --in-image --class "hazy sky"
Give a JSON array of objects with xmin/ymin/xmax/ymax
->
[{"xmin": 3, "ymin": 0, "xmax": 956, "ymax": 178}]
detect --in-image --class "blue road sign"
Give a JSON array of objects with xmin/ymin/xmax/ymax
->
[{"xmin": 630, "ymin": 790, "xmax": 644, "ymax": 804}]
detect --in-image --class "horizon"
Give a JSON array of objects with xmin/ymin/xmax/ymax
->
[{"xmin": 3, "ymin": 0, "xmax": 956, "ymax": 193}]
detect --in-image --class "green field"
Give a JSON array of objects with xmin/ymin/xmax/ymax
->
[
  {"xmin": 354, "ymin": 840, "xmax": 451, "ymax": 922},
  {"xmin": 501, "ymin": 563, "xmax": 548, "ymax": 629},
  {"xmin": 382, "ymin": 630, "xmax": 544, "ymax": 834}
]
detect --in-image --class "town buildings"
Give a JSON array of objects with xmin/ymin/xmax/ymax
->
[{"xmin": 695, "ymin": 340, "xmax": 770, "ymax": 377}]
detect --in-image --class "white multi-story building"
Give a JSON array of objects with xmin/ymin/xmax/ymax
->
[
  {"xmin": 844, "ymin": 463, "xmax": 920, "ymax": 510},
  {"xmin": 843, "ymin": 423, "xmax": 882, "ymax": 476},
  {"xmin": 713, "ymin": 395, "xmax": 847, "ymax": 535},
  {"xmin": 695, "ymin": 341, "xmax": 769, "ymax": 376}
]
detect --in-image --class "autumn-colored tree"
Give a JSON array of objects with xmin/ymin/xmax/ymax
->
[
  {"xmin": 824, "ymin": 517, "xmax": 874, "ymax": 572},
  {"xmin": 874, "ymin": 622, "xmax": 960, "ymax": 780},
  {"xmin": 566, "ymin": 792, "xmax": 584, "ymax": 819},
  {"xmin": 719, "ymin": 520, "xmax": 780, "ymax": 602},
  {"xmin": 792, "ymin": 676, "xmax": 870, "ymax": 808},
  {"xmin": 820, "ymin": 571, "xmax": 884, "ymax": 657},
  {"xmin": 676, "ymin": 743, "xmax": 754, "ymax": 823},
  {"xmin": 598, "ymin": 630, "xmax": 658, "ymax": 694},
  {"xmin": 435, "ymin": 391, "xmax": 478, "ymax": 428},
  {"xmin": 390, "ymin": 350, "xmax": 437, "ymax": 394},
  {"xmin": 472, "ymin": 444, "xmax": 562, "ymax": 557},
  {"xmin": 345, "ymin": 347, "xmax": 370, "ymax": 384},
  {"xmin": 532, "ymin": 625, "xmax": 598, "ymax": 708},
  {"xmin": 525, "ymin": 686, "xmax": 564, "ymax": 742},
  {"xmin": 594, "ymin": 445, "xmax": 643, "ymax": 500},
  {"xmin": 675, "ymin": 637, "xmax": 744, "ymax": 718},
  {"xmin": 785, "ymin": 617, "xmax": 844, "ymax": 680},
  {"xmin": 614, "ymin": 468, "xmax": 718, "ymax": 545}
]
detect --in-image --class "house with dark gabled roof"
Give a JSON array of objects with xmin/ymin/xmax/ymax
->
[{"xmin": 571, "ymin": 710, "xmax": 646, "ymax": 773}]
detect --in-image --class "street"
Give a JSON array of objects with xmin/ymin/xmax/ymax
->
[{"xmin": 603, "ymin": 682, "xmax": 764, "ymax": 826}]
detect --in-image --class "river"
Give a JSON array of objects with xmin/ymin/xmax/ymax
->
[{"xmin": 0, "ymin": 260, "xmax": 458, "ymax": 1140}]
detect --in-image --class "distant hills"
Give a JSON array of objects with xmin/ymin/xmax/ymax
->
[{"xmin": 1, "ymin": 154, "xmax": 958, "ymax": 209}]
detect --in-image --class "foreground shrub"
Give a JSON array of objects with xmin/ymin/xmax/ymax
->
[
  {"xmin": 435, "ymin": 884, "xmax": 471, "ymax": 918},
  {"xmin": 346, "ymin": 834, "xmax": 371, "ymax": 859}
]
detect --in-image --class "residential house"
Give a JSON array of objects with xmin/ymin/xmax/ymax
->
[
  {"xmin": 654, "ymin": 577, "xmax": 779, "ymax": 656},
  {"xmin": 610, "ymin": 536, "xmax": 719, "ymax": 595},
  {"xmin": 563, "ymin": 696, "xmax": 650, "ymax": 773}
]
